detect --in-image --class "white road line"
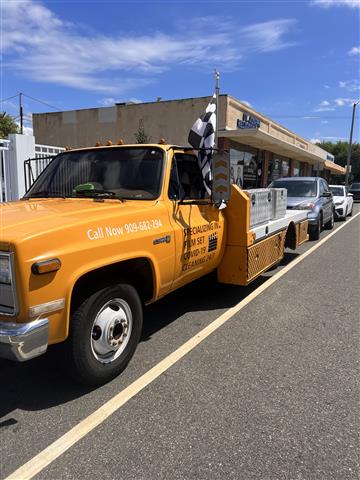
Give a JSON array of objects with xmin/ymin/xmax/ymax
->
[{"xmin": 6, "ymin": 212, "xmax": 360, "ymax": 480}]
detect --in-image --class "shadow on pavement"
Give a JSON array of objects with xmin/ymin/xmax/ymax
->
[{"xmin": 0, "ymin": 251, "xmax": 299, "ymax": 420}]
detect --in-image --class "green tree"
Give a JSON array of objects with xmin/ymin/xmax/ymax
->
[
  {"xmin": 316, "ymin": 140, "xmax": 360, "ymax": 181},
  {"xmin": 134, "ymin": 119, "xmax": 151, "ymax": 143},
  {"xmin": 0, "ymin": 112, "xmax": 19, "ymax": 138}
]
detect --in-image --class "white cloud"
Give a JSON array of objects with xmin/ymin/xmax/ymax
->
[
  {"xmin": 98, "ymin": 97, "xmax": 143, "ymax": 106},
  {"xmin": 311, "ymin": 135, "xmax": 346, "ymax": 143},
  {"xmin": 348, "ymin": 46, "xmax": 360, "ymax": 55},
  {"xmin": 98, "ymin": 98, "xmax": 117, "ymax": 107},
  {"xmin": 339, "ymin": 80, "xmax": 360, "ymax": 91},
  {"xmin": 322, "ymin": 135, "xmax": 347, "ymax": 140},
  {"xmin": 239, "ymin": 19, "xmax": 298, "ymax": 53},
  {"xmin": 321, "ymin": 120, "xmax": 329, "ymax": 124},
  {"xmin": 128, "ymin": 98, "xmax": 142, "ymax": 104},
  {"xmin": 324, "ymin": 84, "xmax": 331, "ymax": 89},
  {"xmin": 335, "ymin": 97, "xmax": 358, "ymax": 106},
  {"xmin": 311, "ymin": 0, "xmax": 360, "ymax": 7},
  {"xmin": 1, "ymin": 1, "xmax": 298, "ymax": 94},
  {"xmin": 240, "ymin": 100, "xmax": 252, "ymax": 107},
  {"xmin": 314, "ymin": 100, "xmax": 335, "ymax": 111},
  {"xmin": 314, "ymin": 107, "xmax": 335, "ymax": 111}
]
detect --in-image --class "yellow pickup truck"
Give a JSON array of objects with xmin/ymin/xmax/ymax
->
[{"xmin": 0, "ymin": 143, "xmax": 308, "ymax": 385}]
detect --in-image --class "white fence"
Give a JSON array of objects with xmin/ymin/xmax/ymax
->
[
  {"xmin": 0, "ymin": 134, "xmax": 64, "ymax": 202},
  {"xmin": 0, "ymin": 139, "xmax": 10, "ymax": 202}
]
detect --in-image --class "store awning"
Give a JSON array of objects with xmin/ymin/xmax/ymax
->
[
  {"xmin": 219, "ymin": 129, "xmax": 327, "ymax": 165},
  {"xmin": 324, "ymin": 161, "xmax": 346, "ymax": 175}
]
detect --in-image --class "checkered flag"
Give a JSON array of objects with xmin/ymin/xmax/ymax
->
[{"xmin": 188, "ymin": 94, "xmax": 216, "ymax": 195}]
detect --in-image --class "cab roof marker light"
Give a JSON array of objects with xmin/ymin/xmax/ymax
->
[
  {"xmin": 31, "ymin": 258, "xmax": 61, "ymax": 275},
  {"xmin": 29, "ymin": 298, "xmax": 65, "ymax": 318}
]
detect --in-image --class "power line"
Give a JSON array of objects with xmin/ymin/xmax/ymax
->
[
  {"xmin": 0, "ymin": 92, "xmax": 60, "ymax": 111},
  {"xmin": 0, "ymin": 94, "xmax": 20, "ymax": 104},
  {"xmin": 21, "ymin": 93, "xmax": 60, "ymax": 111}
]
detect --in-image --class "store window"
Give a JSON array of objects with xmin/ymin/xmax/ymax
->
[
  {"xmin": 299, "ymin": 162, "xmax": 308, "ymax": 176},
  {"xmin": 230, "ymin": 147, "xmax": 259, "ymax": 189},
  {"xmin": 293, "ymin": 160, "xmax": 300, "ymax": 176},
  {"xmin": 268, "ymin": 155, "xmax": 290, "ymax": 183}
]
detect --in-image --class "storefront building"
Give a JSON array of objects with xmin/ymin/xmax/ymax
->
[{"xmin": 33, "ymin": 94, "xmax": 345, "ymax": 186}]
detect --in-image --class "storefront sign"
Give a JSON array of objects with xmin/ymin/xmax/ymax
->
[{"xmin": 237, "ymin": 112, "xmax": 260, "ymax": 130}]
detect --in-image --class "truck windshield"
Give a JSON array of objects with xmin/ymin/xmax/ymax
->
[
  {"xmin": 271, "ymin": 180, "xmax": 317, "ymax": 197},
  {"xmin": 330, "ymin": 187, "xmax": 344, "ymax": 196},
  {"xmin": 25, "ymin": 147, "xmax": 164, "ymax": 200}
]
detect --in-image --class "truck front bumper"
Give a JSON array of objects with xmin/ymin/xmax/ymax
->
[{"xmin": 0, "ymin": 318, "xmax": 48, "ymax": 361}]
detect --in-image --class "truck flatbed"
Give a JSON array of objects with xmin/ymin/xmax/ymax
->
[{"xmin": 252, "ymin": 210, "xmax": 308, "ymax": 242}]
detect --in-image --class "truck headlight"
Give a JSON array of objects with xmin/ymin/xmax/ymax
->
[
  {"xmin": 335, "ymin": 200, "xmax": 343, "ymax": 206},
  {"xmin": 0, "ymin": 255, "xmax": 11, "ymax": 284}
]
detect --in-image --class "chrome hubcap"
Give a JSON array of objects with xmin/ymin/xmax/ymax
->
[{"xmin": 90, "ymin": 298, "xmax": 132, "ymax": 364}]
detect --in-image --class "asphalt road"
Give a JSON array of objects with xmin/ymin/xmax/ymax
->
[{"xmin": 1, "ymin": 206, "xmax": 359, "ymax": 480}]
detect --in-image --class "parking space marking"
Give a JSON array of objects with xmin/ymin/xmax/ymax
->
[{"xmin": 5, "ymin": 212, "xmax": 360, "ymax": 480}]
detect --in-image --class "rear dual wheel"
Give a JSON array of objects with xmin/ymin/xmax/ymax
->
[{"xmin": 63, "ymin": 284, "xmax": 143, "ymax": 386}]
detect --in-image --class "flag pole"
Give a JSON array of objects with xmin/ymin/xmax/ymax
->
[{"xmin": 214, "ymin": 68, "xmax": 220, "ymax": 148}]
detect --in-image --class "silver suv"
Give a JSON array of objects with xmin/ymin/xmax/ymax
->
[{"xmin": 269, "ymin": 177, "xmax": 335, "ymax": 240}]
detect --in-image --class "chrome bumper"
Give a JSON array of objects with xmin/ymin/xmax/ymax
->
[{"xmin": 0, "ymin": 318, "xmax": 48, "ymax": 361}]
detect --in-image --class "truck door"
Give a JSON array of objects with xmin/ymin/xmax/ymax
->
[{"xmin": 167, "ymin": 151, "xmax": 226, "ymax": 290}]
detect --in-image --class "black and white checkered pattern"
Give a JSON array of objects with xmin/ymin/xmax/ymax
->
[{"xmin": 188, "ymin": 94, "xmax": 216, "ymax": 195}]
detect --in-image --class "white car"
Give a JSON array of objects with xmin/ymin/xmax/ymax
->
[{"xmin": 329, "ymin": 185, "xmax": 353, "ymax": 220}]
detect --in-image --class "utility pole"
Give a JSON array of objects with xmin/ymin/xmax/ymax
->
[
  {"xmin": 19, "ymin": 92, "xmax": 24, "ymax": 134},
  {"xmin": 345, "ymin": 99, "xmax": 360, "ymax": 187},
  {"xmin": 214, "ymin": 68, "xmax": 220, "ymax": 148}
]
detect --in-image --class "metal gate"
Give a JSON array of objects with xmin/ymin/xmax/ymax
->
[{"xmin": 24, "ymin": 156, "xmax": 54, "ymax": 192}]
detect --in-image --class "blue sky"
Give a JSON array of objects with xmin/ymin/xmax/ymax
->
[{"xmin": 1, "ymin": 0, "xmax": 359, "ymax": 143}]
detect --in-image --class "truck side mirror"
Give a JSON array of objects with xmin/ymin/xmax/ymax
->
[{"xmin": 211, "ymin": 150, "xmax": 231, "ymax": 206}]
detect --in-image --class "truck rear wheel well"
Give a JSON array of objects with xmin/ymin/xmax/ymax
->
[
  {"xmin": 285, "ymin": 222, "xmax": 297, "ymax": 250},
  {"xmin": 70, "ymin": 258, "xmax": 154, "ymax": 313}
]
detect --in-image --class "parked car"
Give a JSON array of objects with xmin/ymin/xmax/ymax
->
[
  {"xmin": 349, "ymin": 182, "xmax": 360, "ymax": 202},
  {"xmin": 329, "ymin": 185, "xmax": 353, "ymax": 219},
  {"xmin": 269, "ymin": 177, "xmax": 334, "ymax": 240}
]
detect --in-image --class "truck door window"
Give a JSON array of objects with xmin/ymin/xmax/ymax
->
[{"xmin": 168, "ymin": 154, "xmax": 207, "ymax": 200}]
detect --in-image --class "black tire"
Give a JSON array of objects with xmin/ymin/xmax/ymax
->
[
  {"xmin": 324, "ymin": 210, "xmax": 334, "ymax": 230},
  {"xmin": 349, "ymin": 206, "xmax": 353, "ymax": 216},
  {"xmin": 63, "ymin": 284, "xmax": 143, "ymax": 386},
  {"xmin": 309, "ymin": 218, "xmax": 321, "ymax": 240}
]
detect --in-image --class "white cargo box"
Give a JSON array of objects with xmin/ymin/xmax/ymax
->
[
  {"xmin": 245, "ymin": 189, "xmax": 273, "ymax": 227},
  {"xmin": 270, "ymin": 188, "xmax": 287, "ymax": 220}
]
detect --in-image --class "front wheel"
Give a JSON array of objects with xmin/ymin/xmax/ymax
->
[
  {"xmin": 309, "ymin": 219, "xmax": 321, "ymax": 240},
  {"xmin": 63, "ymin": 284, "xmax": 143, "ymax": 386},
  {"xmin": 348, "ymin": 205, "xmax": 353, "ymax": 216},
  {"xmin": 324, "ymin": 210, "xmax": 334, "ymax": 230}
]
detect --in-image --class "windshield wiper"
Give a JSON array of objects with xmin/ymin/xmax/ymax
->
[
  {"xmin": 74, "ymin": 189, "xmax": 124, "ymax": 202},
  {"xmin": 23, "ymin": 191, "xmax": 67, "ymax": 199}
]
